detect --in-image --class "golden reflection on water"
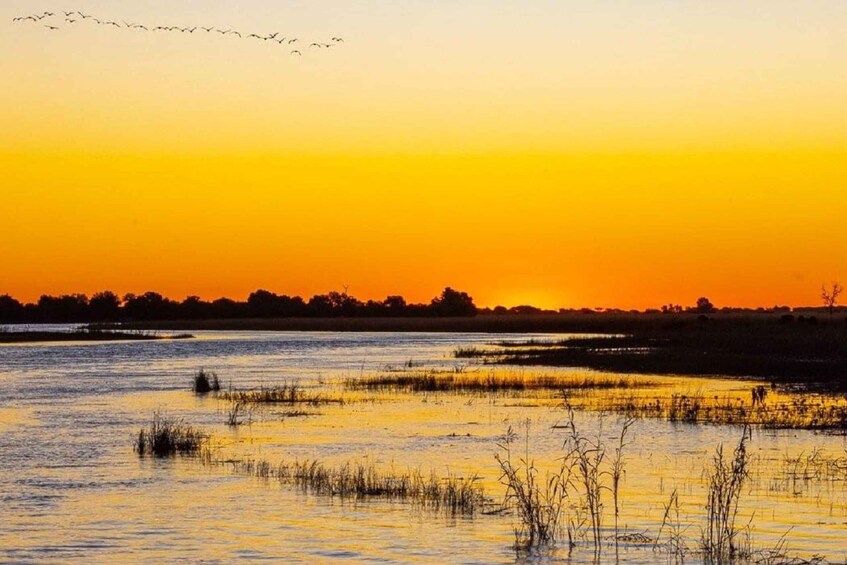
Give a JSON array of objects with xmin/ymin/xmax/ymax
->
[
  {"xmin": 3, "ymin": 335, "xmax": 847, "ymax": 563},
  {"xmin": 101, "ymin": 367, "xmax": 847, "ymax": 562}
]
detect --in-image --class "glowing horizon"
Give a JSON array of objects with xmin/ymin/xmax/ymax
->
[{"xmin": 3, "ymin": 1, "xmax": 846, "ymax": 310}]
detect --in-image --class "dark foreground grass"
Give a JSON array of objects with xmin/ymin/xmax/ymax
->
[
  {"xmin": 458, "ymin": 322, "xmax": 847, "ymax": 392},
  {"xmin": 135, "ymin": 413, "xmax": 207, "ymax": 457}
]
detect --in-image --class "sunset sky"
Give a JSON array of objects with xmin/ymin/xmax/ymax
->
[{"xmin": 2, "ymin": 1, "xmax": 845, "ymax": 309}]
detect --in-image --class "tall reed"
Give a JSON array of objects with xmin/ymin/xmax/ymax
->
[{"xmin": 702, "ymin": 426, "xmax": 752, "ymax": 561}]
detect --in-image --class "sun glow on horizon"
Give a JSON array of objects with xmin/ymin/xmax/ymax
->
[{"xmin": 2, "ymin": 1, "xmax": 845, "ymax": 309}]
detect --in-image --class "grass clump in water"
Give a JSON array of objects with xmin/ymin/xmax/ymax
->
[
  {"xmin": 218, "ymin": 382, "xmax": 344, "ymax": 405},
  {"xmin": 192, "ymin": 369, "xmax": 220, "ymax": 394},
  {"xmin": 225, "ymin": 457, "xmax": 485, "ymax": 515},
  {"xmin": 135, "ymin": 413, "xmax": 207, "ymax": 457}
]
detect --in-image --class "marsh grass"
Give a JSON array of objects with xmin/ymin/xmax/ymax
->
[
  {"xmin": 654, "ymin": 489, "xmax": 688, "ymax": 557},
  {"xmin": 213, "ymin": 456, "xmax": 485, "ymax": 515},
  {"xmin": 225, "ymin": 402, "xmax": 252, "ymax": 427},
  {"xmin": 569, "ymin": 390, "xmax": 847, "ymax": 430},
  {"xmin": 496, "ymin": 422, "xmax": 575, "ymax": 548},
  {"xmin": 218, "ymin": 383, "xmax": 345, "ymax": 405},
  {"xmin": 495, "ymin": 413, "xmax": 634, "ymax": 554},
  {"xmin": 193, "ymin": 369, "xmax": 221, "ymax": 394},
  {"xmin": 702, "ymin": 426, "xmax": 752, "ymax": 562},
  {"xmin": 135, "ymin": 413, "xmax": 206, "ymax": 457},
  {"xmin": 346, "ymin": 370, "xmax": 654, "ymax": 395}
]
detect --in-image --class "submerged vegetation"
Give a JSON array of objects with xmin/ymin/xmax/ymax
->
[{"xmin": 135, "ymin": 413, "xmax": 207, "ymax": 457}]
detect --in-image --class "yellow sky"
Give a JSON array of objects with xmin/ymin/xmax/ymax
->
[{"xmin": 2, "ymin": 1, "xmax": 845, "ymax": 309}]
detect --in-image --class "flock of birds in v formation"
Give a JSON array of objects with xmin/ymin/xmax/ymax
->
[{"xmin": 12, "ymin": 10, "xmax": 344, "ymax": 55}]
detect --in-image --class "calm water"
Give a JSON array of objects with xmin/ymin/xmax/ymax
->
[{"xmin": 1, "ymin": 331, "xmax": 846, "ymax": 563}]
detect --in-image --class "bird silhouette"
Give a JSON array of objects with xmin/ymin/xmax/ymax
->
[
  {"xmin": 44, "ymin": 25, "xmax": 59, "ymax": 30},
  {"xmin": 291, "ymin": 50, "xmax": 301, "ymax": 56},
  {"xmin": 309, "ymin": 43, "xmax": 321, "ymax": 48}
]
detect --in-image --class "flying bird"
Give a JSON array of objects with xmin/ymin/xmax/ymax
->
[
  {"xmin": 332, "ymin": 37, "xmax": 343, "ymax": 42},
  {"xmin": 65, "ymin": 19, "xmax": 77, "ymax": 23},
  {"xmin": 309, "ymin": 43, "xmax": 322, "ymax": 48},
  {"xmin": 288, "ymin": 38, "xmax": 298, "ymax": 44},
  {"xmin": 44, "ymin": 25, "xmax": 59, "ymax": 30},
  {"xmin": 290, "ymin": 50, "xmax": 301, "ymax": 56},
  {"xmin": 201, "ymin": 27, "xmax": 213, "ymax": 32}
]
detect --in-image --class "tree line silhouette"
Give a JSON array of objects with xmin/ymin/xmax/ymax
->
[{"xmin": 0, "ymin": 288, "xmax": 477, "ymax": 323}]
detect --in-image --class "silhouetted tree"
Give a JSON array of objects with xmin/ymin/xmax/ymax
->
[
  {"xmin": 0, "ymin": 295, "xmax": 25, "ymax": 323},
  {"xmin": 430, "ymin": 287, "xmax": 477, "ymax": 317},
  {"xmin": 307, "ymin": 294, "xmax": 334, "ymax": 317},
  {"xmin": 693, "ymin": 297, "xmax": 716, "ymax": 314},
  {"xmin": 123, "ymin": 292, "xmax": 177, "ymax": 321},
  {"xmin": 89, "ymin": 291, "xmax": 121, "ymax": 321},
  {"xmin": 180, "ymin": 295, "xmax": 211, "ymax": 319},
  {"xmin": 37, "ymin": 294, "xmax": 89, "ymax": 322},
  {"xmin": 383, "ymin": 295, "xmax": 407, "ymax": 312},
  {"xmin": 821, "ymin": 282, "xmax": 843, "ymax": 315}
]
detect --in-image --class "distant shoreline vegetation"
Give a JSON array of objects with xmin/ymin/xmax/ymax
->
[
  {"xmin": 0, "ymin": 287, "xmax": 477, "ymax": 323},
  {"xmin": 0, "ymin": 328, "xmax": 193, "ymax": 344},
  {"xmin": 0, "ymin": 288, "xmax": 843, "ymax": 324}
]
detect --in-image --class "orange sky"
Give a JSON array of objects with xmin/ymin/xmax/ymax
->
[{"xmin": 2, "ymin": 1, "xmax": 846, "ymax": 309}]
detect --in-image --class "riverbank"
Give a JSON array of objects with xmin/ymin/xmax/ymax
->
[{"xmin": 0, "ymin": 330, "xmax": 194, "ymax": 344}]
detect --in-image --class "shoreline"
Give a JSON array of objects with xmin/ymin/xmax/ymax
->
[{"xmin": 0, "ymin": 330, "xmax": 194, "ymax": 344}]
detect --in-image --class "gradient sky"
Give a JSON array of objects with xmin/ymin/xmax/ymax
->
[{"xmin": 2, "ymin": 1, "xmax": 846, "ymax": 309}]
